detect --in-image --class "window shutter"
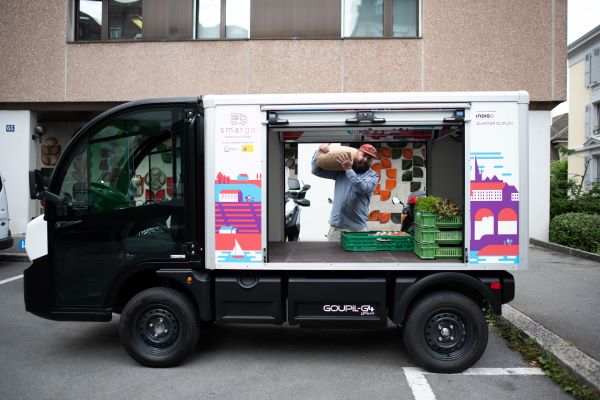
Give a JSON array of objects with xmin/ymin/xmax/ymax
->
[
  {"xmin": 585, "ymin": 54, "xmax": 591, "ymax": 87},
  {"xmin": 591, "ymin": 47, "xmax": 600, "ymax": 85},
  {"xmin": 585, "ymin": 104, "xmax": 591, "ymax": 138}
]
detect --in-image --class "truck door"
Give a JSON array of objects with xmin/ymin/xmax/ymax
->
[{"xmin": 47, "ymin": 105, "xmax": 191, "ymax": 307}]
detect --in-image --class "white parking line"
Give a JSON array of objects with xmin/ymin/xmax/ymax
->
[
  {"xmin": 0, "ymin": 275, "xmax": 23, "ymax": 285},
  {"xmin": 404, "ymin": 368, "xmax": 436, "ymax": 400},
  {"xmin": 403, "ymin": 367, "xmax": 545, "ymax": 400}
]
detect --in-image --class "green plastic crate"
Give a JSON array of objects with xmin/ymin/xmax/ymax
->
[
  {"xmin": 435, "ymin": 230, "xmax": 463, "ymax": 244},
  {"xmin": 341, "ymin": 231, "xmax": 414, "ymax": 252},
  {"xmin": 436, "ymin": 215, "xmax": 463, "ymax": 229},
  {"xmin": 414, "ymin": 240, "xmax": 438, "ymax": 259},
  {"xmin": 414, "ymin": 226, "xmax": 439, "ymax": 244},
  {"xmin": 414, "ymin": 211, "xmax": 437, "ymax": 227},
  {"xmin": 435, "ymin": 247, "xmax": 463, "ymax": 259}
]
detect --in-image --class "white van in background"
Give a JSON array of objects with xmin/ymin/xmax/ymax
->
[{"xmin": 0, "ymin": 173, "xmax": 13, "ymax": 250}]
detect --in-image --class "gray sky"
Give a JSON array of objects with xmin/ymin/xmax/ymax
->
[
  {"xmin": 568, "ymin": 0, "xmax": 600, "ymax": 45},
  {"xmin": 553, "ymin": 0, "xmax": 600, "ymax": 115}
]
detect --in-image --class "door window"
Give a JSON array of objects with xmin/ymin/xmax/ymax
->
[{"xmin": 54, "ymin": 107, "xmax": 186, "ymax": 251}]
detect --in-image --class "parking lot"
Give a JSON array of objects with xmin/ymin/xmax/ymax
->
[{"xmin": 0, "ymin": 261, "xmax": 571, "ymax": 400}]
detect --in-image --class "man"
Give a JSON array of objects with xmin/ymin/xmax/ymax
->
[{"xmin": 311, "ymin": 143, "xmax": 379, "ymax": 241}]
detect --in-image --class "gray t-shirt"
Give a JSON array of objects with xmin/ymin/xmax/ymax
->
[{"xmin": 311, "ymin": 151, "xmax": 378, "ymax": 230}]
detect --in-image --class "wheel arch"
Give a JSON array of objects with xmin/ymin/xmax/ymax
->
[
  {"xmin": 107, "ymin": 265, "xmax": 196, "ymax": 314},
  {"xmin": 392, "ymin": 272, "xmax": 500, "ymax": 324}
]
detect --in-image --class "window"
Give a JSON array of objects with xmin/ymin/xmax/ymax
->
[
  {"xmin": 77, "ymin": 0, "xmax": 102, "ymax": 41},
  {"xmin": 595, "ymin": 156, "xmax": 600, "ymax": 185},
  {"xmin": 108, "ymin": 0, "xmax": 142, "ymax": 40},
  {"xmin": 197, "ymin": 0, "xmax": 221, "ymax": 39},
  {"xmin": 343, "ymin": 0, "xmax": 383, "ymax": 37},
  {"xmin": 392, "ymin": 0, "xmax": 418, "ymax": 37},
  {"xmin": 57, "ymin": 108, "xmax": 184, "ymax": 215},
  {"xmin": 251, "ymin": 0, "xmax": 341, "ymax": 39},
  {"xmin": 226, "ymin": 0, "xmax": 250, "ymax": 38},
  {"xmin": 75, "ymin": 0, "xmax": 193, "ymax": 41},
  {"xmin": 343, "ymin": 0, "xmax": 419, "ymax": 38},
  {"xmin": 75, "ymin": 0, "xmax": 419, "ymax": 41}
]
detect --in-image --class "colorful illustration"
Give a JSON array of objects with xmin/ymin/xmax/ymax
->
[
  {"xmin": 213, "ymin": 105, "xmax": 264, "ymax": 265},
  {"xmin": 214, "ymin": 172, "xmax": 262, "ymax": 263},
  {"xmin": 469, "ymin": 155, "xmax": 519, "ymax": 264}
]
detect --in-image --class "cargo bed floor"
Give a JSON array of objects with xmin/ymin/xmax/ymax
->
[{"xmin": 268, "ymin": 241, "xmax": 459, "ymax": 263}]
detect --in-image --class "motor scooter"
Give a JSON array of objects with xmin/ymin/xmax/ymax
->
[
  {"xmin": 392, "ymin": 190, "xmax": 426, "ymax": 234},
  {"xmin": 285, "ymin": 178, "xmax": 311, "ymax": 241}
]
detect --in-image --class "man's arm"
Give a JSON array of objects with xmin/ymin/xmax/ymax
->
[
  {"xmin": 311, "ymin": 145, "xmax": 338, "ymax": 180},
  {"xmin": 345, "ymin": 169, "xmax": 378, "ymax": 195}
]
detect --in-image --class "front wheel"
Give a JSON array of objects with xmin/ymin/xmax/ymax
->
[
  {"xmin": 402, "ymin": 291, "xmax": 488, "ymax": 373},
  {"xmin": 119, "ymin": 287, "xmax": 200, "ymax": 367}
]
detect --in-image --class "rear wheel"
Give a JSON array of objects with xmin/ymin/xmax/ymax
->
[
  {"xmin": 402, "ymin": 291, "xmax": 488, "ymax": 373},
  {"xmin": 119, "ymin": 287, "xmax": 200, "ymax": 367}
]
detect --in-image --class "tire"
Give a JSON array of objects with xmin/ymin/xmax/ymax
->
[
  {"xmin": 402, "ymin": 291, "xmax": 488, "ymax": 373},
  {"xmin": 119, "ymin": 287, "xmax": 200, "ymax": 367}
]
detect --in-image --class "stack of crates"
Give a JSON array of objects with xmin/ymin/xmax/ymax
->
[{"xmin": 414, "ymin": 211, "xmax": 463, "ymax": 260}]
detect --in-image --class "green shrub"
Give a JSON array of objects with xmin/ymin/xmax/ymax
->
[{"xmin": 549, "ymin": 213, "xmax": 600, "ymax": 254}]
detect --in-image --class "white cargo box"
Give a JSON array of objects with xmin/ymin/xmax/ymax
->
[{"xmin": 203, "ymin": 92, "xmax": 529, "ymax": 271}]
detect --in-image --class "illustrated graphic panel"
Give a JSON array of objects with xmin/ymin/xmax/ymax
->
[
  {"xmin": 469, "ymin": 103, "xmax": 520, "ymax": 264},
  {"xmin": 214, "ymin": 106, "xmax": 264, "ymax": 265}
]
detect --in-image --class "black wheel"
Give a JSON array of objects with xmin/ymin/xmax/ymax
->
[
  {"xmin": 119, "ymin": 287, "xmax": 200, "ymax": 367},
  {"xmin": 402, "ymin": 291, "xmax": 488, "ymax": 373}
]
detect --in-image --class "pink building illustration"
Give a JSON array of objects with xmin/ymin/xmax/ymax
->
[{"xmin": 470, "ymin": 157, "xmax": 519, "ymax": 261}]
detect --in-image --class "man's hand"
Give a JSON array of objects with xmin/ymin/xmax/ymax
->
[
  {"xmin": 319, "ymin": 144, "xmax": 330, "ymax": 154},
  {"xmin": 336, "ymin": 152, "xmax": 353, "ymax": 171}
]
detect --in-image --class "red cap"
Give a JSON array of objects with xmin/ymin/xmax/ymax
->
[{"xmin": 358, "ymin": 144, "xmax": 377, "ymax": 158}]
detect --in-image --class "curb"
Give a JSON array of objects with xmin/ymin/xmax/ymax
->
[
  {"xmin": 0, "ymin": 253, "xmax": 29, "ymax": 262},
  {"xmin": 530, "ymin": 238, "xmax": 600, "ymax": 263},
  {"xmin": 501, "ymin": 304, "xmax": 600, "ymax": 395}
]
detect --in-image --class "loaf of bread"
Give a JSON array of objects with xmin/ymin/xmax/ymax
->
[{"xmin": 316, "ymin": 145, "xmax": 358, "ymax": 171}]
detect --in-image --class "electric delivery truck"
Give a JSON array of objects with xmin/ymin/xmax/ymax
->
[{"xmin": 25, "ymin": 92, "xmax": 529, "ymax": 372}]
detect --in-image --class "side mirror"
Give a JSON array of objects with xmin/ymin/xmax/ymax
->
[
  {"xmin": 29, "ymin": 170, "xmax": 46, "ymax": 200},
  {"xmin": 288, "ymin": 177, "xmax": 301, "ymax": 191},
  {"xmin": 29, "ymin": 169, "xmax": 62, "ymax": 205},
  {"xmin": 392, "ymin": 197, "xmax": 404, "ymax": 206},
  {"xmin": 302, "ymin": 184, "xmax": 311, "ymax": 191},
  {"xmin": 295, "ymin": 199, "xmax": 310, "ymax": 207}
]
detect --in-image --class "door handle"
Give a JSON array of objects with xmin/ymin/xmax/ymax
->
[{"xmin": 55, "ymin": 220, "xmax": 82, "ymax": 229}]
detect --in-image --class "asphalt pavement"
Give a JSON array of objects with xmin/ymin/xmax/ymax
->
[
  {"xmin": 512, "ymin": 246, "xmax": 600, "ymax": 361},
  {"xmin": 0, "ymin": 260, "xmax": 571, "ymax": 400},
  {"xmin": 1, "ymin": 242, "xmax": 599, "ymax": 397}
]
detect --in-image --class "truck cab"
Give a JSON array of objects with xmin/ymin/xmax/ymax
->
[{"xmin": 25, "ymin": 92, "xmax": 527, "ymax": 372}]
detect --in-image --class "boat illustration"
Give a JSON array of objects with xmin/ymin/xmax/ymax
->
[{"xmin": 232, "ymin": 239, "xmax": 245, "ymax": 259}]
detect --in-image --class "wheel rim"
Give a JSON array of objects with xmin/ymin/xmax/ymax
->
[
  {"xmin": 135, "ymin": 306, "xmax": 180, "ymax": 355},
  {"xmin": 424, "ymin": 310, "xmax": 472, "ymax": 361}
]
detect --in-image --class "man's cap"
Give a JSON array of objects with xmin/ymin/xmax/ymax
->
[{"xmin": 358, "ymin": 144, "xmax": 377, "ymax": 158}]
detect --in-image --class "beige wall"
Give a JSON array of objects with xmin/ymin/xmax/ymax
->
[
  {"xmin": 568, "ymin": 61, "xmax": 589, "ymax": 183},
  {"xmin": 0, "ymin": 0, "xmax": 566, "ymax": 103}
]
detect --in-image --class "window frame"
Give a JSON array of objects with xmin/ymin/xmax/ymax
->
[
  {"xmin": 73, "ymin": 0, "xmax": 421, "ymax": 42},
  {"xmin": 74, "ymin": 0, "xmax": 194, "ymax": 42}
]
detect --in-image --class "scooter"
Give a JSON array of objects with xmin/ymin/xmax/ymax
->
[
  {"xmin": 392, "ymin": 190, "xmax": 426, "ymax": 234},
  {"xmin": 285, "ymin": 178, "xmax": 311, "ymax": 241}
]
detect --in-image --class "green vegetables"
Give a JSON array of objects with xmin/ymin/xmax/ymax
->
[
  {"xmin": 415, "ymin": 196, "xmax": 462, "ymax": 219},
  {"xmin": 415, "ymin": 196, "xmax": 441, "ymax": 212}
]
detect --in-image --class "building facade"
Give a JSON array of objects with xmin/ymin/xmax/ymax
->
[
  {"xmin": 0, "ymin": 0, "xmax": 566, "ymax": 238},
  {"xmin": 567, "ymin": 24, "xmax": 600, "ymax": 191}
]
